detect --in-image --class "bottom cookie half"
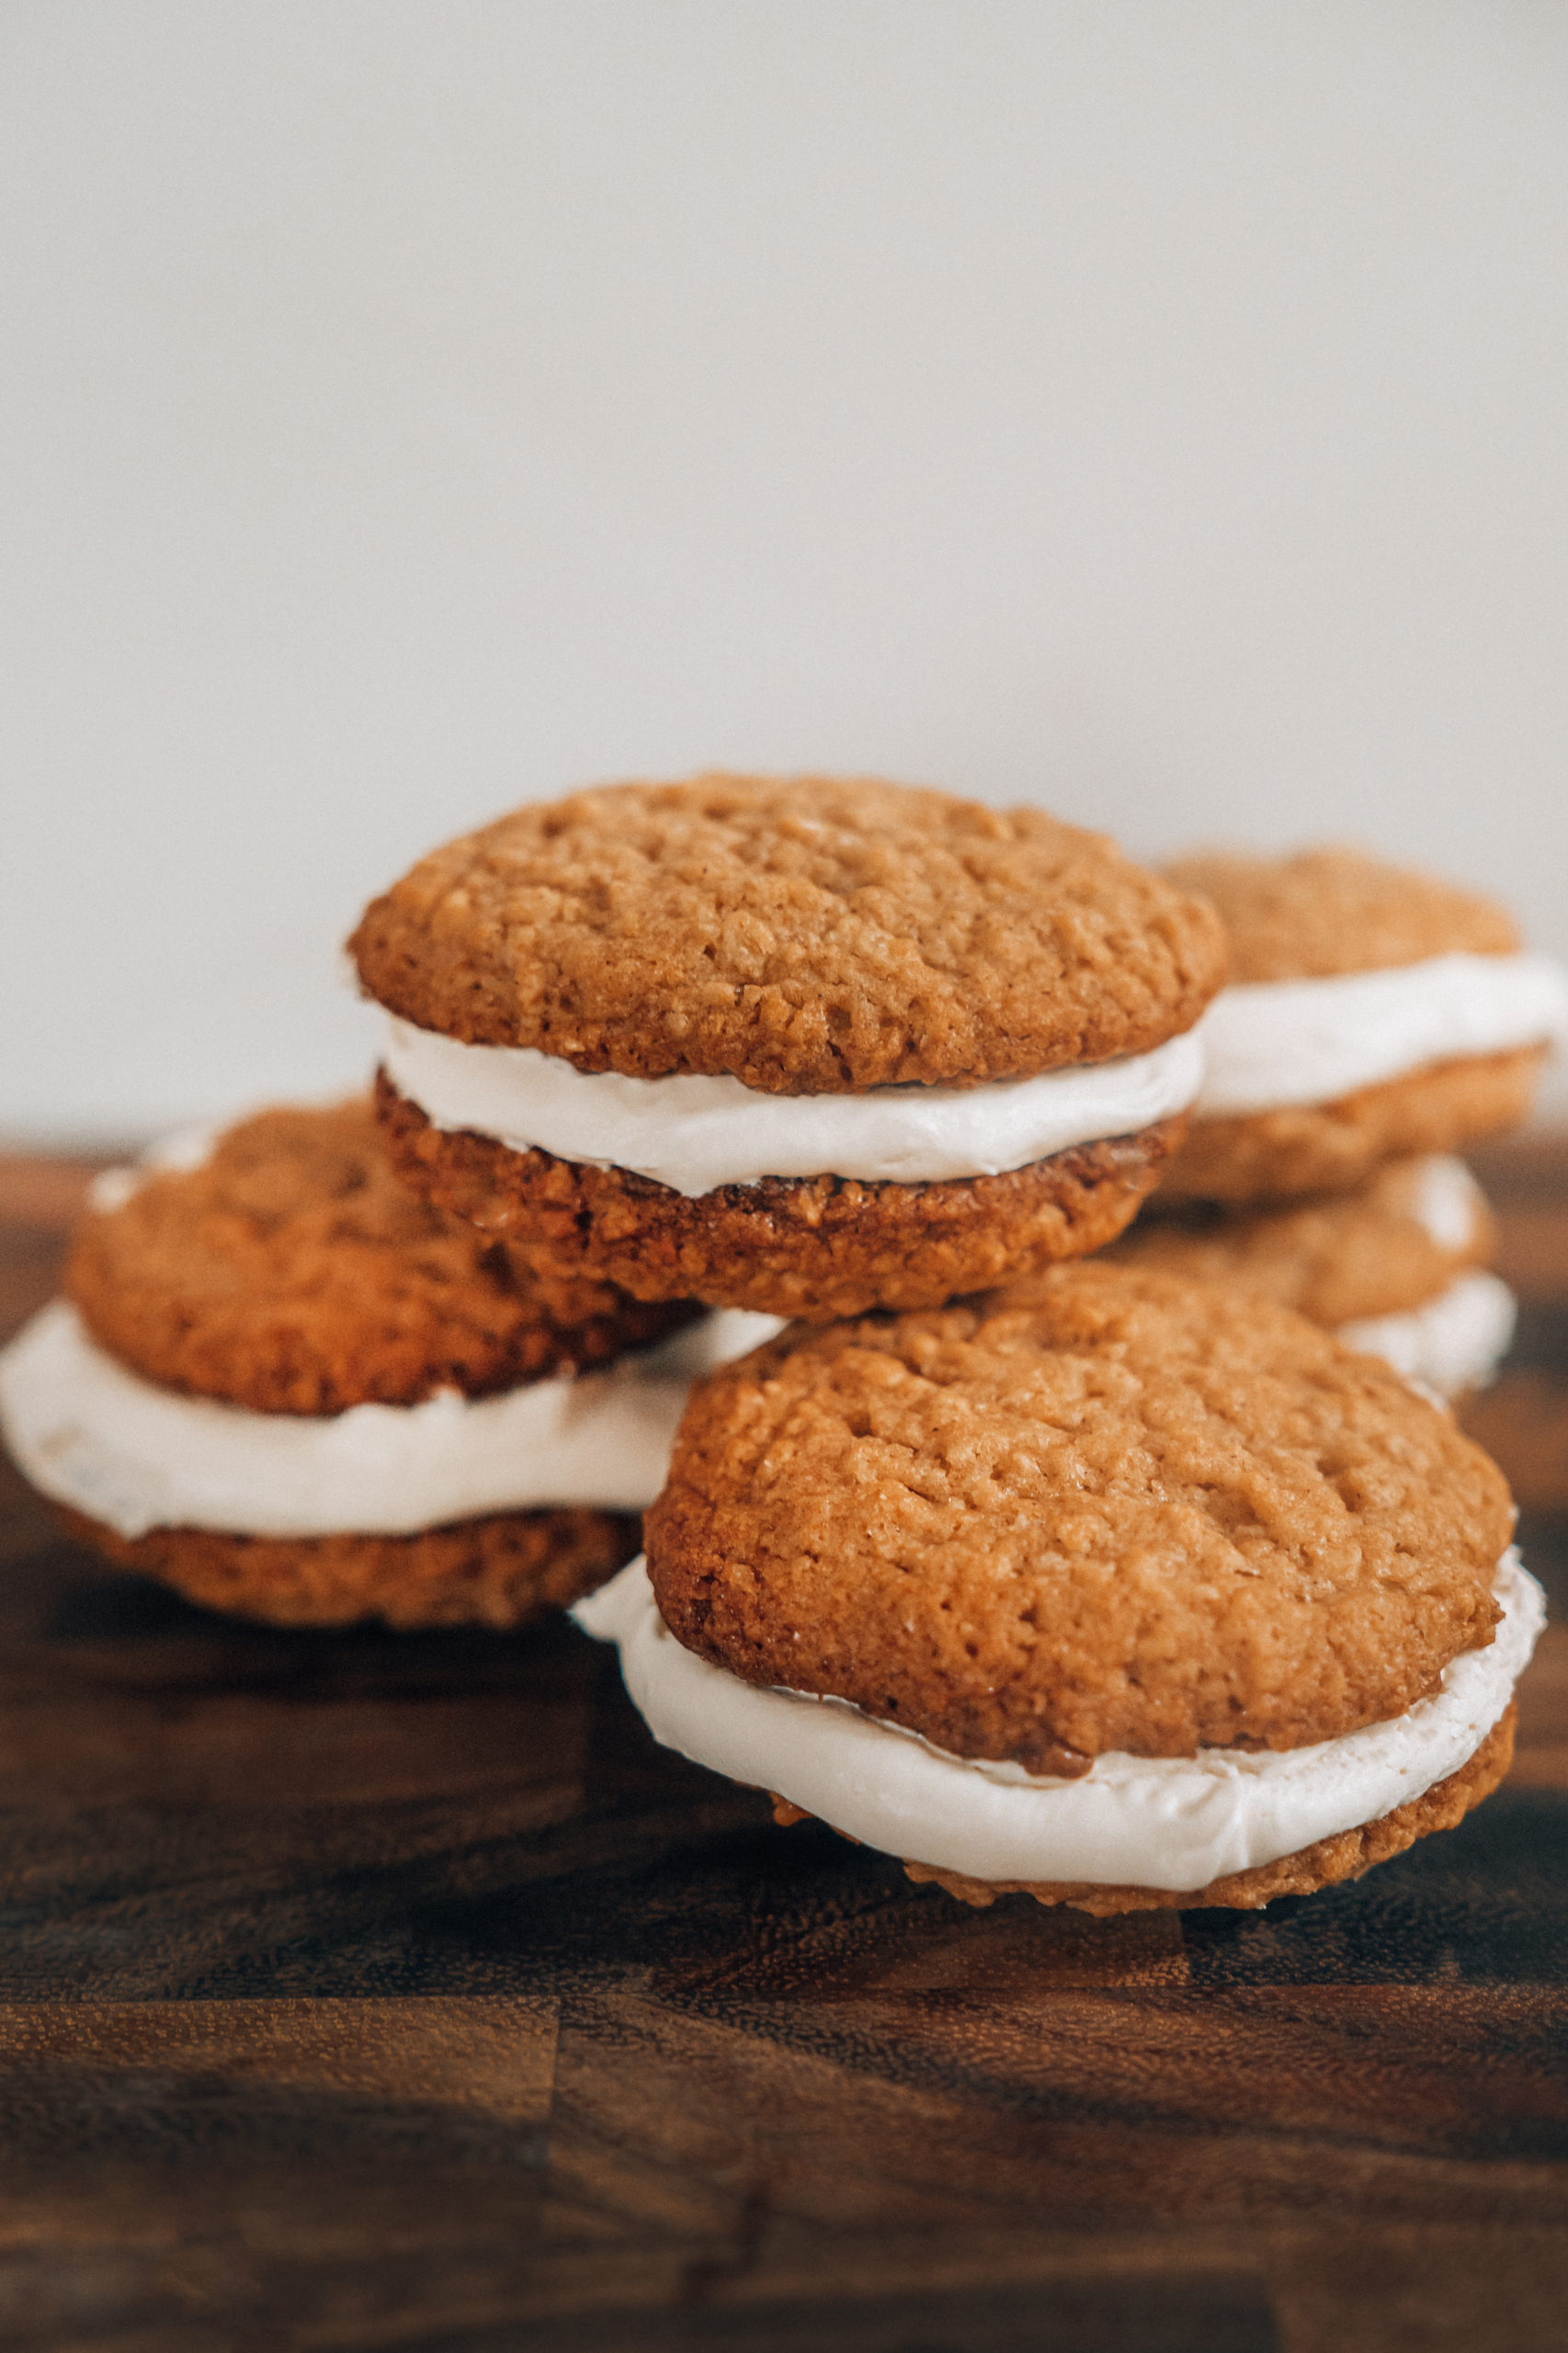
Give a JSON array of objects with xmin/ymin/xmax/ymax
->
[
  {"xmin": 375, "ymin": 1072, "xmax": 1187, "ymax": 1320},
  {"xmin": 58, "ymin": 1501, "xmax": 642, "ymax": 1631},
  {"xmin": 875, "ymin": 1704, "xmax": 1516, "ymax": 1915},
  {"xmin": 1159, "ymin": 1047, "xmax": 1542, "ymax": 1205}
]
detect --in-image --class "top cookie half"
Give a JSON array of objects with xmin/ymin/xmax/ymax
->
[
  {"xmin": 67, "ymin": 1100, "xmax": 691, "ymax": 1415},
  {"xmin": 349, "ymin": 774, "xmax": 1226, "ymax": 1095},
  {"xmin": 1162, "ymin": 846, "xmax": 1518, "ymax": 982}
]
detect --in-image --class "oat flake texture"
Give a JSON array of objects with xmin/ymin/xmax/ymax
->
[
  {"xmin": 646, "ymin": 1263, "xmax": 1514, "ymax": 1768},
  {"xmin": 349, "ymin": 773, "xmax": 1226, "ymax": 1093},
  {"xmin": 68, "ymin": 1101, "xmax": 692, "ymax": 1415}
]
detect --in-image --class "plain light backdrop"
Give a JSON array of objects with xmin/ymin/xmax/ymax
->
[{"xmin": 4, "ymin": 1, "xmax": 1566, "ymax": 1142}]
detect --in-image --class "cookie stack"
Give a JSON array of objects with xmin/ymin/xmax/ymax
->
[
  {"xmin": 1, "ymin": 776, "xmax": 1554, "ymax": 1916},
  {"xmin": 1112, "ymin": 847, "xmax": 1568, "ymax": 1397},
  {"xmin": 0, "ymin": 1100, "xmax": 712, "ymax": 1629},
  {"xmin": 342, "ymin": 776, "xmax": 1548, "ymax": 1913},
  {"xmin": 347, "ymin": 775, "xmax": 1221, "ymax": 1317}
]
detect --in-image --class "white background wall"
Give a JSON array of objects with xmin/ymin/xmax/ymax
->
[{"xmin": 4, "ymin": 1, "xmax": 1566, "ymax": 1143}]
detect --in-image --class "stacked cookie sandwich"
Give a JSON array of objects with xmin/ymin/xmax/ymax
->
[
  {"xmin": 347, "ymin": 774, "xmax": 1224, "ymax": 1316},
  {"xmin": 0, "ymin": 1101, "xmax": 707, "ymax": 1628},
  {"xmin": 1125, "ymin": 847, "xmax": 1568, "ymax": 1396},
  {"xmin": 582, "ymin": 1266, "xmax": 1540, "ymax": 1914},
  {"xmin": 1160, "ymin": 845, "xmax": 1566, "ymax": 1198},
  {"xmin": 344, "ymin": 774, "xmax": 1546, "ymax": 1911}
]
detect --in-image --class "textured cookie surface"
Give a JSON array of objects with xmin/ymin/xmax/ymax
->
[
  {"xmin": 1163, "ymin": 846, "xmax": 1518, "ymax": 983},
  {"xmin": 377, "ymin": 1073, "xmax": 1183, "ymax": 1320},
  {"xmin": 67, "ymin": 1101, "xmax": 691, "ymax": 1415},
  {"xmin": 1160, "ymin": 1048, "xmax": 1542, "ymax": 1204},
  {"xmin": 894, "ymin": 1703, "xmax": 1515, "ymax": 1914},
  {"xmin": 646, "ymin": 1263, "xmax": 1513, "ymax": 1767},
  {"xmin": 1110, "ymin": 1155, "xmax": 1494, "ymax": 1324},
  {"xmin": 349, "ymin": 774, "xmax": 1226, "ymax": 1092},
  {"xmin": 60, "ymin": 1502, "xmax": 640, "ymax": 1630}
]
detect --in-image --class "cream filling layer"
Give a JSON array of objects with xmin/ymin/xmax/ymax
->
[
  {"xmin": 0, "ymin": 1301, "xmax": 702, "ymax": 1540},
  {"xmin": 381, "ymin": 1017, "xmax": 1205, "ymax": 1199},
  {"xmin": 1406, "ymin": 1154, "xmax": 1487, "ymax": 1252},
  {"xmin": 574, "ymin": 1552, "xmax": 1541, "ymax": 1892},
  {"xmin": 1338, "ymin": 1270, "xmax": 1517, "ymax": 1399},
  {"xmin": 1192, "ymin": 952, "xmax": 1568, "ymax": 1119}
]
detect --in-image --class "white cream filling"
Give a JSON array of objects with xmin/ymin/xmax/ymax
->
[
  {"xmin": 0, "ymin": 1300, "xmax": 703, "ymax": 1540},
  {"xmin": 1407, "ymin": 1154, "xmax": 1487, "ymax": 1252},
  {"xmin": 1338, "ymin": 1269, "xmax": 1517, "ymax": 1399},
  {"xmin": 1192, "ymin": 952, "xmax": 1568, "ymax": 1118},
  {"xmin": 574, "ymin": 1552, "xmax": 1541, "ymax": 1892},
  {"xmin": 381, "ymin": 1016, "xmax": 1205, "ymax": 1199}
]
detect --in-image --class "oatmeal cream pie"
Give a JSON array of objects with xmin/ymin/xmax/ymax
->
[
  {"xmin": 576, "ymin": 1264, "xmax": 1541, "ymax": 1914},
  {"xmin": 0, "ymin": 1101, "xmax": 711, "ymax": 1630},
  {"xmin": 348, "ymin": 774, "xmax": 1225, "ymax": 1320},
  {"xmin": 1157, "ymin": 847, "xmax": 1568, "ymax": 1204},
  {"xmin": 1108, "ymin": 1154, "xmax": 1516, "ymax": 1399}
]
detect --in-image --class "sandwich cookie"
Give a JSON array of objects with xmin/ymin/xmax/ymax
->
[
  {"xmin": 1158, "ymin": 848, "xmax": 1568, "ymax": 1203},
  {"xmin": 349, "ymin": 775, "xmax": 1225, "ymax": 1320},
  {"xmin": 0, "ymin": 1102, "xmax": 700, "ymax": 1629},
  {"xmin": 578, "ymin": 1265, "xmax": 1539, "ymax": 1913},
  {"xmin": 1108, "ymin": 1155, "xmax": 1515, "ymax": 1399}
]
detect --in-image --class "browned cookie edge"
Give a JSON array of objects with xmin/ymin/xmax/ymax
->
[
  {"xmin": 772, "ymin": 1703, "xmax": 1515, "ymax": 1915},
  {"xmin": 1108, "ymin": 1154, "xmax": 1496, "ymax": 1325},
  {"xmin": 57, "ymin": 1502, "xmax": 642, "ymax": 1631},
  {"xmin": 374, "ymin": 1071, "xmax": 1187, "ymax": 1318},
  {"xmin": 1159, "ymin": 1047, "xmax": 1543, "ymax": 1205}
]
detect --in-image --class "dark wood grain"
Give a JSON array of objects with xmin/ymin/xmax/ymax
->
[{"xmin": 2, "ymin": 1147, "xmax": 1567, "ymax": 2351}]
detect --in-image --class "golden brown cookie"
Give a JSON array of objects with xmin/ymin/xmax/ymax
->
[
  {"xmin": 375, "ymin": 1071, "xmax": 1186, "ymax": 1321},
  {"xmin": 646, "ymin": 1264, "xmax": 1513, "ymax": 1768},
  {"xmin": 353, "ymin": 777, "xmax": 1224, "ymax": 1317},
  {"xmin": 68, "ymin": 1099, "xmax": 693, "ymax": 1414},
  {"xmin": 1162, "ymin": 846, "xmax": 1518, "ymax": 982},
  {"xmin": 1157, "ymin": 847, "xmax": 1545, "ymax": 1203},
  {"xmin": 1108, "ymin": 1154, "xmax": 1495, "ymax": 1326},
  {"xmin": 12, "ymin": 1100, "xmax": 701, "ymax": 1632},
  {"xmin": 351, "ymin": 774, "xmax": 1227, "ymax": 1090},
  {"xmin": 1160, "ymin": 1049, "xmax": 1543, "ymax": 1205},
  {"xmin": 895, "ymin": 1704, "xmax": 1515, "ymax": 1914},
  {"xmin": 57, "ymin": 1502, "xmax": 641, "ymax": 1631}
]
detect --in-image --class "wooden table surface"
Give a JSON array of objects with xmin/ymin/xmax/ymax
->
[{"xmin": 2, "ymin": 1148, "xmax": 1567, "ymax": 2353}]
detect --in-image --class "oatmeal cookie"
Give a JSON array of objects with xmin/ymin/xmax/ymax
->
[
  {"xmin": 351, "ymin": 773, "xmax": 1226, "ymax": 1091},
  {"xmin": 1162, "ymin": 846, "xmax": 1518, "ymax": 982},
  {"xmin": 68, "ymin": 1099, "xmax": 692, "ymax": 1413},
  {"xmin": 646, "ymin": 1264, "xmax": 1513, "ymax": 1767}
]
